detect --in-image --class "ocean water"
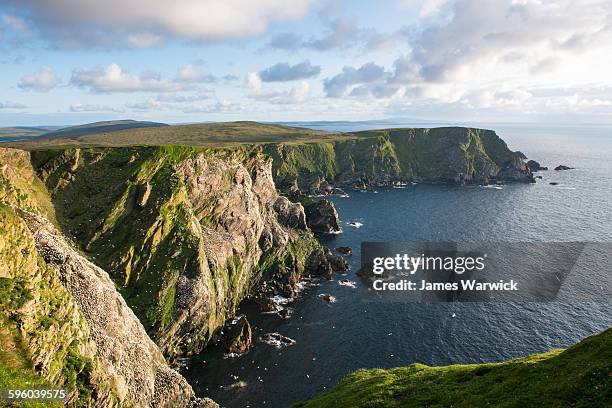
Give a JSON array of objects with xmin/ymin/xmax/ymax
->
[{"xmin": 185, "ymin": 123, "xmax": 612, "ymax": 408}]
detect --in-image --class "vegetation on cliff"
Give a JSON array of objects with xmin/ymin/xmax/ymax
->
[
  {"xmin": 293, "ymin": 328, "xmax": 611, "ymax": 408},
  {"xmin": 31, "ymin": 145, "xmax": 320, "ymax": 358}
]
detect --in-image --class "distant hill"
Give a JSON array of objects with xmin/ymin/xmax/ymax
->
[
  {"xmin": 6, "ymin": 121, "xmax": 342, "ymax": 149},
  {"xmin": 0, "ymin": 126, "xmax": 60, "ymax": 142},
  {"xmin": 37, "ymin": 120, "xmax": 168, "ymax": 140}
]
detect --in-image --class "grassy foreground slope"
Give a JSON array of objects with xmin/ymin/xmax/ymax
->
[{"xmin": 294, "ymin": 329, "xmax": 611, "ymax": 408}]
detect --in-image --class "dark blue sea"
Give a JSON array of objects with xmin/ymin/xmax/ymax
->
[{"xmin": 185, "ymin": 123, "xmax": 612, "ymax": 408}]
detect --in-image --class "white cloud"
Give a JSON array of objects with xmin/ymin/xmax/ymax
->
[
  {"xmin": 247, "ymin": 72, "xmax": 263, "ymax": 93},
  {"xmin": 126, "ymin": 98, "xmax": 164, "ymax": 111},
  {"xmin": 69, "ymin": 103, "xmax": 123, "ymax": 113},
  {"xmin": 71, "ymin": 63, "xmax": 184, "ymax": 93},
  {"xmin": 7, "ymin": 0, "xmax": 312, "ymax": 47},
  {"xmin": 18, "ymin": 67, "xmax": 59, "ymax": 92},
  {"xmin": 177, "ymin": 64, "xmax": 216, "ymax": 83},
  {"xmin": 2, "ymin": 15, "xmax": 28, "ymax": 31},
  {"xmin": 127, "ymin": 32, "xmax": 164, "ymax": 48},
  {"xmin": 0, "ymin": 101, "xmax": 27, "ymax": 109},
  {"xmin": 249, "ymin": 81, "xmax": 311, "ymax": 104}
]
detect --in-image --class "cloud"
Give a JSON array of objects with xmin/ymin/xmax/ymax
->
[
  {"xmin": 258, "ymin": 60, "xmax": 320, "ymax": 82},
  {"xmin": 6, "ymin": 0, "xmax": 312, "ymax": 48},
  {"xmin": 69, "ymin": 103, "xmax": 124, "ymax": 113},
  {"xmin": 529, "ymin": 57, "xmax": 560, "ymax": 75},
  {"xmin": 71, "ymin": 63, "xmax": 184, "ymax": 93},
  {"xmin": 405, "ymin": 0, "xmax": 612, "ymax": 82},
  {"xmin": 247, "ymin": 72, "xmax": 263, "ymax": 92},
  {"xmin": 323, "ymin": 62, "xmax": 388, "ymax": 97},
  {"xmin": 250, "ymin": 81, "xmax": 311, "ymax": 104},
  {"xmin": 177, "ymin": 64, "xmax": 216, "ymax": 83},
  {"xmin": 267, "ymin": 18, "xmax": 403, "ymax": 52},
  {"xmin": 3, "ymin": 15, "xmax": 28, "ymax": 31},
  {"xmin": 18, "ymin": 67, "xmax": 60, "ymax": 91},
  {"xmin": 126, "ymin": 98, "xmax": 164, "ymax": 111},
  {"xmin": 0, "ymin": 101, "xmax": 27, "ymax": 109},
  {"xmin": 154, "ymin": 91, "xmax": 213, "ymax": 102}
]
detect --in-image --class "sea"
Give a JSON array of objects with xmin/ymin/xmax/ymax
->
[{"xmin": 184, "ymin": 122, "xmax": 612, "ymax": 408}]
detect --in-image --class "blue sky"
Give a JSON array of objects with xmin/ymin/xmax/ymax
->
[{"xmin": 1, "ymin": 0, "xmax": 611, "ymax": 126}]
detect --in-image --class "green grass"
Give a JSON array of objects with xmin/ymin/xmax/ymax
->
[
  {"xmin": 7, "ymin": 121, "xmax": 348, "ymax": 149},
  {"xmin": 293, "ymin": 328, "xmax": 611, "ymax": 408}
]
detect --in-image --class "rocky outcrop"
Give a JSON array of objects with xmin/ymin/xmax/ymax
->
[
  {"xmin": 527, "ymin": 160, "xmax": 548, "ymax": 172},
  {"xmin": 303, "ymin": 198, "xmax": 341, "ymax": 234},
  {"xmin": 273, "ymin": 196, "xmax": 308, "ymax": 230},
  {"xmin": 336, "ymin": 246, "xmax": 353, "ymax": 256},
  {"xmin": 555, "ymin": 165, "xmax": 574, "ymax": 171},
  {"xmin": 18, "ymin": 210, "xmax": 216, "ymax": 408},
  {"xmin": 222, "ymin": 315, "xmax": 252, "ymax": 354},
  {"xmin": 305, "ymin": 247, "xmax": 350, "ymax": 279}
]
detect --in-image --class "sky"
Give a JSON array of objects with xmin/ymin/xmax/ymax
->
[{"xmin": 1, "ymin": 0, "xmax": 612, "ymax": 126}]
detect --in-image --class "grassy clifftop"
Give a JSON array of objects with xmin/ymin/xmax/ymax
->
[
  {"xmin": 294, "ymin": 329, "xmax": 611, "ymax": 408},
  {"xmin": 8, "ymin": 121, "xmax": 342, "ymax": 149}
]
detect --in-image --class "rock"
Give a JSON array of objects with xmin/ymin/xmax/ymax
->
[
  {"xmin": 305, "ymin": 247, "xmax": 349, "ymax": 279},
  {"xmin": 527, "ymin": 160, "xmax": 548, "ymax": 172},
  {"xmin": 336, "ymin": 246, "xmax": 353, "ymax": 256},
  {"xmin": 279, "ymin": 308, "xmax": 291, "ymax": 319},
  {"xmin": 549, "ymin": 182, "xmax": 559, "ymax": 185},
  {"xmin": 17, "ymin": 210, "xmax": 217, "ymax": 408},
  {"xmin": 555, "ymin": 165, "xmax": 574, "ymax": 171},
  {"xmin": 319, "ymin": 294, "xmax": 336, "ymax": 303},
  {"xmin": 535, "ymin": 175, "xmax": 543, "ymax": 179},
  {"xmin": 303, "ymin": 198, "xmax": 341, "ymax": 234},
  {"xmin": 254, "ymin": 297, "xmax": 279, "ymax": 313},
  {"xmin": 273, "ymin": 196, "xmax": 307, "ymax": 230},
  {"xmin": 305, "ymin": 247, "xmax": 334, "ymax": 279},
  {"xmin": 135, "ymin": 182, "xmax": 152, "ymax": 208},
  {"xmin": 223, "ymin": 315, "xmax": 252, "ymax": 355},
  {"xmin": 327, "ymin": 251, "xmax": 349, "ymax": 272},
  {"xmin": 261, "ymin": 332, "xmax": 296, "ymax": 348}
]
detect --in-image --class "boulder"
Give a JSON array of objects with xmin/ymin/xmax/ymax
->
[
  {"xmin": 223, "ymin": 315, "xmax": 252, "ymax": 354},
  {"xmin": 305, "ymin": 247, "xmax": 349, "ymax": 279},
  {"xmin": 320, "ymin": 294, "xmax": 336, "ymax": 303},
  {"xmin": 336, "ymin": 246, "xmax": 353, "ymax": 256},
  {"xmin": 554, "ymin": 165, "xmax": 574, "ymax": 171}
]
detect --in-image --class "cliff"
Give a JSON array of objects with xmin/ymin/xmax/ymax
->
[
  {"xmin": 293, "ymin": 328, "xmax": 611, "ymax": 408},
  {"xmin": 0, "ymin": 148, "xmax": 216, "ymax": 407},
  {"xmin": 266, "ymin": 127, "xmax": 533, "ymax": 194},
  {"xmin": 30, "ymin": 146, "xmax": 321, "ymax": 358},
  {"xmin": 0, "ymin": 124, "xmax": 536, "ymax": 405}
]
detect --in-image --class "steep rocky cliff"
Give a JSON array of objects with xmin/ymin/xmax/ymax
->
[
  {"xmin": 32, "ymin": 146, "xmax": 320, "ymax": 358},
  {"xmin": 0, "ymin": 148, "xmax": 216, "ymax": 407},
  {"xmin": 267, "ymin": 127, "xmax": 533, "ymax": 194}
]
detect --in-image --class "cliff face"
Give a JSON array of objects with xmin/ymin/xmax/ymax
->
[
  {"xmin": 0, "ymin": 126, "xmax": 534, "ymax": 405},
  {"xmin": 0, "ymin": 148, "xmax": 216, "ymax": 407},
  {"xmin": 267, "ymin": 127, "xmax": 533, "ymax": 194},
  {"xmin": 33, "ymin": 146, "xmax": 319, "ymax": 357}
]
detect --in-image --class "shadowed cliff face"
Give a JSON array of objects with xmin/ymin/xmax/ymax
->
[{"xmin": 33, "ymin": 147, "xmax": 318, "ymax": 358}]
